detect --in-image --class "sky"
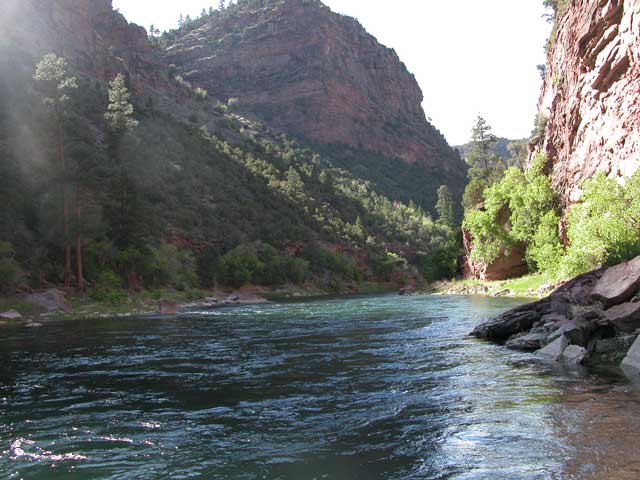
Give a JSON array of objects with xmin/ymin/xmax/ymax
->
[{"xmin": 112, "ymin": 0, "xmax": 552, "ymax": 146}]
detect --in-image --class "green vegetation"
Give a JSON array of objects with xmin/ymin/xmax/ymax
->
[
  {"xmin": 463, "ymin": 151, "xmax": 640, "ymax": 281},
  {"xmin": 0, "ymin": 48, "xmax": 462, "ymax": 302},
  {"xmin": 560, "ymin": 171, "xmax": 640, "ymax": 276},
  {"xmin": 463, "ymin": 154, "xmax": 563, "ymax": 274}
]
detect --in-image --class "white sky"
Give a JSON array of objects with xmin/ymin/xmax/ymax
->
[{"xmin": 113, "ymin": 0, "xmax": 552, "ymax": 146}]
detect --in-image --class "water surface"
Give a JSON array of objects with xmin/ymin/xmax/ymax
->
[{"xmin": 1, "ymin": 294, "xmax": 639, "ymax": 479}]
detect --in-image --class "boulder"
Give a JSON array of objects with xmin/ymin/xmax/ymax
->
[
  {"xmin": 535, "ymin": 335, "xmax": 569, "ymax": 362},
  {"xmin": 158, "ymin": 300, "xmax": 178, "ymax": 315},
  {"xmin": 603, "ymin": 302, "xmax": 640, "ymax": 333},
  {"xmin": 25, "ymin": 289, "xmax": 70, "ymax": 312},
  {"xmin": 506, "ymin": 332, "xmax": 547, "ymax": 351},
  {"xmin": 621, "ymin": 335, "xmax": 640, "ymax": 376},
  {"xmin": 471, "ymin": 306, "xmax": 540, "ymax": 341},
  {"xmin": 547, "ymin": 321, "xmax": 579, "ymax": 344},
  {"xmin": 590, "ymin": 256, "xmax": 640, "ymax": 307},
  {"xmin": 0, "ymin": 310, "xmax": 22, "ymax": 320},
  {"xmin": 561, "ymin": 345, "xmax": 587, "ymax": 367},
  {"xmin": 25, "ymin": 322, "xmax": 43, "ymax": 328}
]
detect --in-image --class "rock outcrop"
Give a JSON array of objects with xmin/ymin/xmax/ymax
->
[
  {"xmin": 471, "ymin": 256, "xmax": 640, "ymax": 371},
  {"xmin": 532, "ymin": 0, "xmax": 640, "ymax": 209},
  {"xmin": 165, "ymin": 0, "xmax": 466, "ymax": 180},
  {"xmin": 2, "ymin": 0, "xmax": 169, "ymax": 91}
]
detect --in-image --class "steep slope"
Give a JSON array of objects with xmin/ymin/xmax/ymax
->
[
  {"xmin": 532, "ymin": 0, "xmax": 640, "ymax": 208},
  {"xmin": 163, "ymin": 0, "xmax": 467, "ymax": 205},
  {"xmin": 0, "ymin": 0, "xmax": 456, "ymax": 292}
]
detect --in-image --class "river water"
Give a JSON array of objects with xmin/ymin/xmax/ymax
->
[{"xmin": 1, "ymin": 294, "xmax": 639, "ymax": 479}]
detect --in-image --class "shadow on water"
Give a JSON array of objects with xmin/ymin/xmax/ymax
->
[{"xmin": 1, "ymin": 294, "xmax": 639, "ymax": 479}]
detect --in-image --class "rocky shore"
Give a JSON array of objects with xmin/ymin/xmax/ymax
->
[{"xmin": 471, "ymin": 256, "xmax": 640, "ymax": 377}]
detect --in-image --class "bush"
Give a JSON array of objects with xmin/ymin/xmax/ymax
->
[
  {"xmin": 421, "ymin": 239, "xmax": 461, "ymax": 282},
  {"xmin": 91, "ymin": 270, "xmax": 127, "ymax": 304},
  {"xmin": 146, "ymin": 243, "xmax": 198, "ymax": 290},
  {"xmin": 559, "ymin": 171, "xmax": 640, "ymax": 276},
  {"xmin": 216, "ymin": 242, "xmax": 309, "ymax": 288},
  {"xmin": 463, "ymin": 154, "xmax": 562, "ymax": 273},
  {"xmin": 0, "ymin": 241, "xmax": 22, "ymax": 293}
]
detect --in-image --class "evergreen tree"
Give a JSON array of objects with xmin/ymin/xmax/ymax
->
[
  {"xmin": 436, "ymin": 185, "xmax": 455, "ymax": 229},
  {"xmin": 105, "ymin": 73, "xmax": 138, "ymax": 249},
  {"xmin": 209, "ymin": 6, "xmax": 215, "ymax": 16},
  {"xmin": 219, "ymin": 0, "xmax": 226, "ymax": 11},
  {"xmin": 178, "ymin": 13, "xmax": 184, "ymax": 28},
  {"xmin": 468, "ymin": 116, "xmax": 497, "ymax": 171},
  {"xmin": 33, "ymin": 53, "xmax": 78, "ymax": 290}
]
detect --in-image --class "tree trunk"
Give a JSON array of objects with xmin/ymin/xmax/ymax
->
[
  {"xmin": 75, "ymin": 184, "xmax": 84, "ymax": 292},
  {"xmin": 59, "ymin": 120, "xmax": 72, "ymax": 291}
]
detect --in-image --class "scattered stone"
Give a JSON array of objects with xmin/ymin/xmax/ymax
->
[
  {"xmin": 506, "ymin": 332, "xmax": 547, "ymax": 351},
  {"xmin": 492, "ymin": 288, "xmax": 513, "ymax": 298},
  {"xmin": 621, "ymin": 335, "xmax": 640, "ymax": 376},
  {"xmin": 0, "ymin": 310, "xmax": 22, "ymax": 320},
  {"xmin": 158, "ymin": 300, "xmax": 178, "ymax": 315},
  {"xmin": 561, "ymin": 345, "xmax": 587, "ymax": 367},
  {"xmin": 25, "ymin": 323, "xmax": 43, "ymax": 328},
  {"xmin": 25, "ymin": 289, "xmax": 70, "ymax": 312},
  {"xmin": 603, "ymin": 302, "xmax": 640, "ymax": 333},
  {"xmin": 228, "ymin": 295, "xmax": 240, "ymax": 302},
  {"xmin": 591, "ymin": 256, "xmax": 640, "ymax": 307},
  {"xmin": 535, "ymin": 335, "xmax": 569, "ymax": 362}
]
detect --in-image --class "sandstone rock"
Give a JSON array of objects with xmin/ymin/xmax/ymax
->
[
  {"xmin": 471, "ymin": 307, "xmax": 540, "ymax": 341},
  {"xmin": 0, "ymin": 310, "xmax": 22, "ymax": 320},
  {"xmin": 25, "ymin": 289, "xmax": 70, "ymax": 312},
  {"xmin": 463, "ymin": 228, "xmax": 528, "ymax": 281},
  {"xmin": 506, "ymin": 332, "xmax": 547, "ymax": 351},
  {"xmin": 603, "ymin": 301, "xmax": 640, "ymax": 332},
  {"xmin": 535, "ymin": 335, "xmax": 569, "ymax": 362},
  {"xmin": 158, "ymin": 300, "xmax": 178, "ymax": 316},
  {"xmin": 621, "ymin": 335, "xmax": 640, "ymax": 376},
  {"xmin": 561, "ymin": 345, "xmax": 588, "ymax": 368},
  {"xmin": 531, "ymin": 0, "xmax": 640, "ymax": 211},
  {"xmin": 165, "ymin": 0, "xmax": 467, "ymax": 186},
  {"xmin": 590, "ymin": 256, "xmax": 640, "ymax": 307}
]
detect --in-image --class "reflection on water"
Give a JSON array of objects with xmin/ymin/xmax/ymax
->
[{"xmin": 0, "ymin": 294, "xmax": 639, "ymax": 479}]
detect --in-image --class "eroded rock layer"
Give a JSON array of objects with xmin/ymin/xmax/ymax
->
[
  {"xmin": 165, "ymin": 0, "xmax": 466, "ymax": 179},
  {"xmin": 533, "ymin": 0, "xmax": 640, "ymax": 207}
]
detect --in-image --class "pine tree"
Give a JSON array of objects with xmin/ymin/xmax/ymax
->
[
  {"xmin": 219, "ymin": 0, "xmax": 226, "ymax": 11},
  {"xmin": 468, "ymin": 116, "xmax": 497, "ymax": 171},
  {"xmin": 178, "ymin": 13, "xmax": 184, "ymax": 28},
  {"xmin": 105, "ymin": 73, "xmax": 138, "ymax": 248},
  {"xmin": 201, "ymin": 8, "xmax": 207, "ymax": 18},
  {"xmin": 209, "ymin": 6, "xmax": 215, "ymax": 15},
  {"xmin": 33, "ymin": 53, "xmax": 78, "ymax": 290},
  {"xmin": 436, "ymin": 185, "xmax": 455, "ymax": 229}
]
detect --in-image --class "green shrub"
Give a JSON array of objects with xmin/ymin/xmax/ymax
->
[
  {"xmin": 559, "ymin": 171, "xmax": 640, "ymax": 276},
  {"xmin": 146, "ymin": 243, "xmax": 197, "ymax": 290},
  {"xmin": 0, "ymin": 241, "xmax": 22, "ymax": 293},
  {"xmin": 421, "ymin": 239, "xmax": 461, "ymax": 282},
  {"xmin": 91, "ymin": 270, "xmax": 127, "ymax": 304},
  {"xmin": 463, "ymin": 154, "xmax": 562, "ymax": 273}
]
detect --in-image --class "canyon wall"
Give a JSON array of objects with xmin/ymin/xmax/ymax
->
[{"xmin": 533, "ymin": 0, "xmax": 640, "ymax": 207}]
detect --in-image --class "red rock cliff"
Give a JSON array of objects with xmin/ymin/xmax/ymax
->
[
  {"xmin": 164, "ymin": 0, "xmax": 466, "ymax": 179},
  {"xmin": 532, "ymin": 0, "xmax": 640, "ymax": 207},
  {"xmin": 2, "ymin": 0, "xmax": 167, "ymax": 91}
]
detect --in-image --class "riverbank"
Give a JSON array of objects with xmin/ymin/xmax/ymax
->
[
  {"xmin": 471, "ymin": 256, "xmax": 640, "ymax": 376},
  {"xmin": 427, "ymin": 272, "xmax": 566, "ymax": 299},
  {"xmin": 0, "ymin": 282, "xmax": 398, "ymax": 326}
]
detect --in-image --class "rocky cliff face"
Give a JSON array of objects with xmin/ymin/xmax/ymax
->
[
  {"xmin": 164, "ymin": 0, "xmax": 466, "ymax": 179},
  {"xmin": 533, "ymin": 0, "xmax": 640, "ymax": 207},
  {"xmin": 2, "ymin": 0, "xmax": 167, "ymax": 91}
]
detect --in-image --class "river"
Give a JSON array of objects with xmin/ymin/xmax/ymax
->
[{"xmin": 1, "ymin": 294, "xmax": 639, "ymax": 479}]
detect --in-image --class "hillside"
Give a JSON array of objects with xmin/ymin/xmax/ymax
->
[
  {"xmin": 455, "ymin": 137, "xmax": 525, "ymax": 166},
  {"xmin": 161, "ymin": 0, "xmax": 467, "ymax": 210},
  {"xmin": 0, "ymin": 0, "xmax": 461, "ymax": 295}
]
